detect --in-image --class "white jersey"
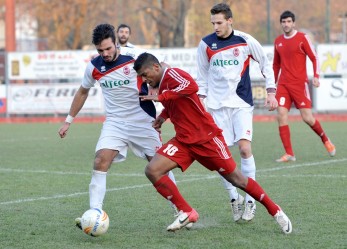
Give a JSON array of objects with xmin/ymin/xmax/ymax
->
[
  {"xmin": 196, "ymin": 30, "xmax": 276, "ymax": 109},
  {"xmin": 82, "ymin": 54, "xmax": 156, "ymax": 122}
]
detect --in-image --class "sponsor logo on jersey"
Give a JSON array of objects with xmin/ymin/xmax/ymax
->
[
  {"xmin": 100, "ymin": 79, "xmax": 130, "ymax": 88},
  {"xmin": 101, "ymin": 66, "xmax": 106, "ymax": 72},
  {"xmin": 212, "ymin": 59, "xmax": 239, "ymax": 67},
  {"xmin": 278, "ymin": 43, "xmax": 283, "ymax": 47},
  {"xmin": 300, "ymin": 102, "xmax": 306, "ymax": 106},
  {"xmin": 212, "ymin": 43, "xmax": 217, "ymax": 49}
]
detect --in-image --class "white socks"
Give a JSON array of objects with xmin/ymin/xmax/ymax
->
[
  {"xmin": 241, "ymin": 156, "xmax": 256, "ymax": 203},
  {"xmin": 89, "ymin": 170, "xmax": 107, "ymax": 209},
  {"xmin": 221, "ymin": 155, "xmax": 256, "ymax": 203}
]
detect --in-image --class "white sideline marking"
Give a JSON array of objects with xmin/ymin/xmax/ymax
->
[
  {"xmin": 0, "ymin": 176, "xmax": 216, "ymax": 205},
  {"xmin": 1, "ymin": 158, "xmax": 345, "ymax": 177},
  {"xmin": 0, "ymin": 158, "xmax": 345, "ymax": 205}
]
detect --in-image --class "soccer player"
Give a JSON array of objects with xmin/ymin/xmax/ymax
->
[
  {"xmin": 133, "ymin": 52, "xmax": 292, "ymax": 234},
  {"xmin": 273, "ymin": 10, "xmax": 336, "ymax": 162},
  {"xmin": 116, "ymin": 23, "xmax": 135, "ymax": 48},
  {"xmin": 196, "ymin": 3, "xmax": 277, "ymax": 222},
  {"xmin": 58, "ymin": 23, "xmax": 178, "ymax": 229}
]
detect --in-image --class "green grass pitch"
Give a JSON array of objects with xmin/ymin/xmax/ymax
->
[{"xmin": 0, "ymin": 121, "xmax": 346, "ymax": 249}]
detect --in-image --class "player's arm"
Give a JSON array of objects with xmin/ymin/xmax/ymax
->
[
  {"xmin": 158, "ymin": 71, "xmax": 198, "ymax": 101},
  {"xmin": 273, "ymin": 43, "xmax": 281, "ymax": 83},
  {"xmin": 247, "ymin": 35, "xmax": 278, "ymax": 111},
  {"xmin": 58, "ymin": 86, "xmax": 90, "ymax": 138},
  {"xmin": 196, "ymin": 40, "xmax": 209, "ymax": 99},
  {"xmin": 302, "ymin": 34, "xmax": 320, "ymax": 87}
]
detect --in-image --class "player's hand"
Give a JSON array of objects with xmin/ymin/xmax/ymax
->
[
  {"xmin": 264, "ymin": 93, "xmax": 278, "ymax": 111},
  {"xmin": 312, "ymin": 77, "xmax": 320, "ymax": 88},
  {"xmin": 58, "ymin": 123, "xmax": 70, "ymax": 138},
  {"xmin": 140, "ymin": 95, "xmax": 159, "ymax": 102},
  {"xmin": 152, "ymin": 117, "xmax": 165, "ymax": 132}
]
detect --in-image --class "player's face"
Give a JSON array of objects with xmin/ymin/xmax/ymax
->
[
  {"xmin": 95, "ymin": 38, "xmax": 118, "ymax": 62},
  {"xmin": 117, "ymin": 27, "xmax": 130, "ymax": 46},
  {"xmin": 137, "ymin": 64, "xmax": 161, "ymax": 88},
  {"xmin": 281, "ymin": 17, "xmax": 295, "ymax": 36},
  {"xmin": 211, "ymin": 13, "xmax": 233, "ymax": 38}
]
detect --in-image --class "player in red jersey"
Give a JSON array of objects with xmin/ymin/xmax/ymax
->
[
  {"xmin": 273, "ymin": 10, "xmax": 336, "ymax": 162},
  {"xmin": 133, "ymin": 52, "xmax": 292, "ymax": 234}
]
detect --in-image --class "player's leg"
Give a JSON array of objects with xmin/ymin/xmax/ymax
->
[
  {"xmin": 129, "ymin": 122, "xmax": 180, "ymax": 215},
  {"xmin": 276, "ymin": 85, "xmax": 296, "ymax": 162},
  {"xmin": 233, "ymin": 107, "xmax": 257, "ymax": 221},
  {"xmin": 208, "ymin": 107, "xmax": 243, "ymax": 221},
  {"xmin": 147, "ymin": 139, "xmax": 199, "ymax": 231},
  {"xmin": 222, "ymin": 170, "xmax": 292, "ymax": 234},
  {"xmin": 75, "ymin": 148, "xmax": 118, "ymax": 230},
  {"xmin": 89, "ymin": 149, "xmax": 119, "ymax": 209},
  {"xmin": 197, "ymin": 134, "xmax": 292, "ymax": 234},
  {"xmin": 299, "ymin": 107, "xmax": 336, "ymax": 157}
]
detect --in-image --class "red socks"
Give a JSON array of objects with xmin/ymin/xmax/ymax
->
[
  {"xmin": 154, "ymin": 175, "xmax": 192, "ymax": 212},
  {"xmin": 245, "ymin": 178, "xmax": 280, "ymax": 216},
  {"xmin": 310, "ymin": 120, "xmax": 328, "ymax": 143},
  {"xmin": 279, "ymin": 125, "xmax": 294, "ymax": 156}
]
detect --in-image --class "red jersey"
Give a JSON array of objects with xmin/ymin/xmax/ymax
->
[
  {"xmin": 157, "ymin": 68, "xmax": 222, "ymax": 144},
  {"xmin": 273, "ymin": 31, "xmax": 319, "ymax": 85}
]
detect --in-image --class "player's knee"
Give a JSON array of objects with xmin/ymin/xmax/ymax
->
[{"xmin": 239, "ymin": 146, "xmax": 252, "ymax": 158}]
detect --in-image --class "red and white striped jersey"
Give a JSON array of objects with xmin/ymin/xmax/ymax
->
[{"xmin": 158, "ymin": 68, "xmax": 222, "ymax": 144}]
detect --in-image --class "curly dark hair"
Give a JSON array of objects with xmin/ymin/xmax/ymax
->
[{"xmin": 92, "ymin": 23, "xmax": 116, "ymax": 45}]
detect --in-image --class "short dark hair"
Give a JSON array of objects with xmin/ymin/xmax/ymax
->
[
  {"xmin": 92, "ymin": 23, "xmax": 116, "ymax": 45},
  {"xmin": 210, "ymin": 3, "xmax": 233, "ymax": 19},
  {"xmin": 117, "ymin": 24, "xmax": 131, "ymax": 34},
  {"xmin": 280, "ymin": 10, "xmax": 295, "ymax": 22},
  {"xmin": 133, "ymin": 53, "xmax": 160, "ymax": 72}
]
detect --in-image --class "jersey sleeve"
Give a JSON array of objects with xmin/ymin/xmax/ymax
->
[
  {"xmin": 247, "ymin": 34, "xmax": 276, "ymax": 89},
  {"xmin": 273, "ymin": 39, "xmax": 281, "ymax": 83},
  {"xmin": 158, "ymin": 69, "xmax": 198, "ymax": 101},
  {"xmin": 81, "ymin": 62, "xmax": 96, "ymax": 88},
  {"xmin": 196, "ymin": 40, "xmax": 209, "ymax": 97},
  {"xmin": 302, "ymin": 34, "xmax": 320, "ymax": 78}
]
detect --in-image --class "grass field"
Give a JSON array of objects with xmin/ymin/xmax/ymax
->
[{"xmin": 0, "ymin": 121, "xmax": 346, "ymax": 249}]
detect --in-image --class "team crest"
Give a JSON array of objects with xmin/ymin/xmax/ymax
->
[
  {"xmin": 233, "ymin": 48, "xmax": 240, "ymax": 57},
  {"xmin": 123, "ymin": 66, "xmax": 130, "ymax": 75}
]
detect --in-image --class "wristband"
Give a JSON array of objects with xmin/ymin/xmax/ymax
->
[{"xmin": 65, "ymin": 115, "xmax": 74, "ymax": 124}]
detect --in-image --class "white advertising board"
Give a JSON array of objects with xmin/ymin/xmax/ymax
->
[
  {"xmin": 7, "ymin": 50, "xmax": 96, "ymax": 80},
  {"xmin": 315, "ymin": 78, "xmax": 347, "ymax": 111},
  {"xmin": 8, "ymin": 84, "xmax": 104, "ymax": 114}
]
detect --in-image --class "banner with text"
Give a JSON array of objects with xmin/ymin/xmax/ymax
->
[{"xmin": 8, "ymin": 84, "xmax": 104, "ymax": 114}]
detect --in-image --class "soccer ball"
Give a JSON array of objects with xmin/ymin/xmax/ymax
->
[{"xmin": 81, "ymin": 208, "xmax": 109, "ymax": 237}]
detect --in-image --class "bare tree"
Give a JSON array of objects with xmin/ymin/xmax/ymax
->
[{"xmin": 138, "ymin": 0, "xmax": 192, "ymax": 47}]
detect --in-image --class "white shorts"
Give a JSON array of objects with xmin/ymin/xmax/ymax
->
[
  {"xmin": 208, "ymin": 106, "xmax": 253, "ymax": 147},
  {"xmin": 95, "ymin": 119, "xmax": 161, "ymax": 163}
]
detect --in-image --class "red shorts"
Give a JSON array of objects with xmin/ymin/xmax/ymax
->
[
  {"xmin": 157, "ymin": 133, "xmax": 237, "ymax": 175},
  {"xmin": 276, "ymin": 83, "xmax": 312, "ymax": 110}
]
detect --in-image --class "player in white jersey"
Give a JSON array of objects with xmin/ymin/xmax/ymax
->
[
  {"xmin": 58, "ymin": 23, "xmax": 178, "ymax": 230},
  {"xmin": 117, "ymin": 24, "xmax": 135, "ymax": 48},
  {"xmin": 196, "ymin": 3, "xmax": 278, "ymax": 222}
]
